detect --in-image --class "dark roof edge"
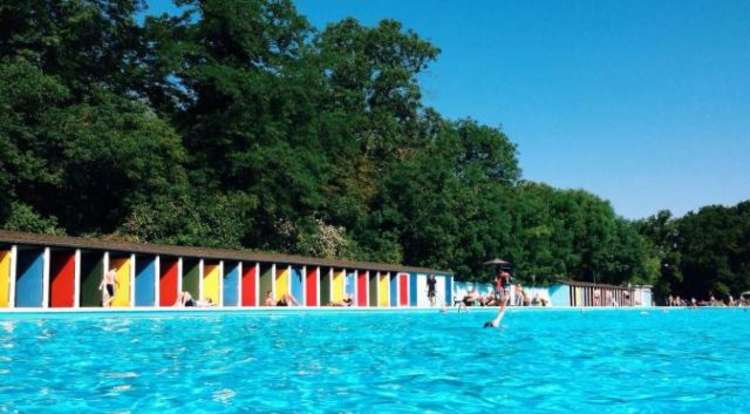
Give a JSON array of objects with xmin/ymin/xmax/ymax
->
[
  {"xmin": 564, "ymin": 280, "xmax": 633, "ymax": 289},
  {"xmin": 0, "ymin": 230, "xmax": 453, "ymax": 275}
]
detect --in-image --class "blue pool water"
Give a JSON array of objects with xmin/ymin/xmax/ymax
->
[{"xmin": 0, "ymin": 308, "xmax": 748, "ymax": 413}]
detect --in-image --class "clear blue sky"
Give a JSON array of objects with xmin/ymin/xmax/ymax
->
[{"xmin": 144, "ymin": 0, "xmax": 750, "ymax": 219}]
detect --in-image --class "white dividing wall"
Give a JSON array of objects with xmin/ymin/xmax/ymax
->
[
  {"xmin": 416, "ymin": 273, "xmax": 428, "ymax": 307},
  {"xmin": 198, "ymin": 259, "xmax": 204, "ymax": 301},
  {"xmin": 8, "ymin": 246, "xmax": 17, "ymax": 308},
  {"xmin": 435, "ymin": 276, "xmax": 446, "ymax": 306},
  {"xmin": 42, "ymin": 247, "xmax": 50, "ymax": 308},
  {"xmin": 154, "ymin": 256, "xmax": 161, "ymax": 307},
  {"xmin": 129, "ymin": 253, "xmax": 136, "ymax": 307},
  {"xmin": 73, "ymin": 249, "xmax": 81, "ymax": 308}
]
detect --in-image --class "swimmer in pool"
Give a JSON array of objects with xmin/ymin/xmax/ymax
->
[
  {"xmin": 483, "ymin": 306, "xmax": 507, "ymax": 328},
  {"xmin": 484, "ymin": 269, "xmax": 511, "ymax": 328}
]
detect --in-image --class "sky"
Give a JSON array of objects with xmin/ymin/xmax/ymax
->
[{"xmin": 143, "ymin": 0, "xmax": 750, "ymax": 219}]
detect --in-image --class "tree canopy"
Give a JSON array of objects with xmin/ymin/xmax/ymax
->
[{"xmin": 1, "ymin": 0, "xmax": 746, "ymax": 301}]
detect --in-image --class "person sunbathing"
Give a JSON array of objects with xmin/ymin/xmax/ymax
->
[
  {"xmin": 174, "ymin": 291, "xmax": 196, "ymax": 307},
  {"xmin": 331, "ymin": 295, "xmax": 353, "ymax": 307},
  {"xmin": 195, "ymin": 298, "xmax": 216, "ymax": 307},
  {"xmin": 482, "ymin": 293, "xmax": 498, "ymax": 306},
  {"xmin": 531, "ymin": 294, "xmax": 541, "ymax": 306},
  {"xmin": 263, "ymin": 290, "xmax": 275, "ymax": 306},
  {"xmin": 462, "ymin": 289, "xmax": 481, "ymax": 307},
  {"xmin": 276, "ymin": 293, "xmax": 299, "ymax": 307}
]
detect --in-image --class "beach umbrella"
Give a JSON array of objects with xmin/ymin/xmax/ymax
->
[
  {"xmin": 483, "ymin": 259, "xmax": 513, "ymax": 276},
  {"xmin": 483, "ymin": 259, "xmax": 511, "ymax": 266}
]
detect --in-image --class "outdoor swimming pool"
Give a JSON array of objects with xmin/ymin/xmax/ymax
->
[{"xmin": 0, "ymin": 308, "xmax": 747, "ymax": 413}]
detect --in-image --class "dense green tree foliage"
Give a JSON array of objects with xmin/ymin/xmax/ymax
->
[
  {"xmin": 638, "ymin": 204, "xmax": 750, "ymax": 301},
  {"xmin": 1, "ymin": 0, "xmax": 745, "ymax": 298}
]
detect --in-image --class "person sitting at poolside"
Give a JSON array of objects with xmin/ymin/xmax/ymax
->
[
  {"xmin": 489, "ymin": 292, "xmax": 501, "ymax": 306},
  {"xmin": 263, "ymin": 290, "xmax": 275, "ymax": 306},
  {"xmin": 453, "ymin": 296, "xmax": 465, "ymax": 307},
  {"xmin": 174, "ymin": 291, "xmax": 197, "ymax": 307},
  {"xmin": 276, "ymin": 293, "xmax": 299, "ymax": 307},
  {"xmin": 455, "ymin": 300, "xmax": 469, "ymax": 312},
  {"xmin": 480, "ymin": 292, "xmax": 496, "ymax": 307},
  {"xmin": 99, "ymin": 268, "xmax": 118, "ymax": 307},
  {"xmin": 531, "ymin": 294, "xmax": 541, "ymax": 306},
  {"xmin": 709, "ymin": 295, "xmax": 721, "ymax": 306},
  {"xmin": 462, "ymin": 289, "xmax": 481, "ymax": 307},
  {"xmin": 514, "ymin": 284, "xmax": 526, "ymax": 306},
  {"xmin": 520, "ymin": 285, "xmax": 530, "ymax": 306},
  {"xmin": 727, "ymin": 295, "xmax": 736, "ymax": 306},
  {"xmin": 195, "ymin": 298, "xmax": 216, "ymax": 307},
  {"xmin": 331, "ymin": 295, "xmax": 353, "ymax": 307}
]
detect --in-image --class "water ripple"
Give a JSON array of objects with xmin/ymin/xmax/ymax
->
[{"xmin": 0, "ymin": 309, "xmax": 748, "ymax": 412}]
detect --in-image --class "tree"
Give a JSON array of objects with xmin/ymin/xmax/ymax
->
[
  {"xmin": 0, "ymin": 0, "xmax": 693, "ymax": 292},
  {"xmin": 0, "ymin": 59, "xmax": 188, "ymax": 235},
  {"xmin": 0, "ymin": 0, "xmax": 146, "ymax": 98}
]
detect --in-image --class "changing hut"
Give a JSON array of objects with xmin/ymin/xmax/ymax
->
[{"xmin": 0, "ymin": 230, "xmax": 453, "ymax": 310}]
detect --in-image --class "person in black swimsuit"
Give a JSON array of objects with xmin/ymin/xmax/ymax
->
[
  {"xmin": 174, "ymin": 291, "xmax": 196, "ymax": 307},
  {"xmin": 276, "ymin": 293, "xmax": 299, "ymax": 307},
  {"xmin": 99, "ymin": 268, "xmax": 118, "ymax": 307},
  {"xmin": 427, "ymin": 274, "xmax": 437, "ymax": 306},
  {"xmin": 332, "ymin": 295, "xmax": 353, "ymax": 307}
]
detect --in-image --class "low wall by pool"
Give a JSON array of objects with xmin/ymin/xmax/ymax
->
[{"xmin": 453, "ymin": 281, "xmax": 652, "ymax": 307}]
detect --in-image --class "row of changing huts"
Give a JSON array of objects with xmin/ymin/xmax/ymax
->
[{"xmin": 0, "ymin": 231, "xmax": 453, "ymax": 310}]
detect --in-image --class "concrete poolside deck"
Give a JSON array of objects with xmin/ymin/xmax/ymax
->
[{"xmin": 0, "ymin": 305, "xmax": 673, "ymax": 318}]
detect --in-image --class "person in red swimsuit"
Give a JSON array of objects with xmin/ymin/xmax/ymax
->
[
  {"xmin": 495, "ymin": 270, "xmax": 511, "ymax": 303},
  {"xmin": 485, "ymin": 269, "xmax": 511, "ymax": 328}
]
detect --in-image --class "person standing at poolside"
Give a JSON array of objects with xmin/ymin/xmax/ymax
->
[
  {"xmin": 496, "ymin": 270, "xmax": 511, "ymax": 305},
  {"xmin": 515, "ymin": 283, "xmax": 527, "ymax": 306},
  {"xmin": 427, "ymin": 274, "xmax": 437, "ymax": 306},
  {"xmin": 99, "ymin": 268, "xmax": 118, "ymax": 307}
]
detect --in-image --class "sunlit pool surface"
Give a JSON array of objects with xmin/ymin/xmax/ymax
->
[{"xmin": 0, "ymin": 308, "xmax": 748, "ymax": 413}]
